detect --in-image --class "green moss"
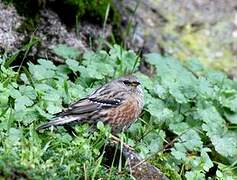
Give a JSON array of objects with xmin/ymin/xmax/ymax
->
[
  {"xmin": 59, "ymin": 0, "xmax": 123, "ymax": 44},
  {"xmin": 159, "ymin": 22, "xmax": 237, "ymax": 74},
  {"xmin": 64, "ymin": 0, "xmax": 121, "ymax": 24}
]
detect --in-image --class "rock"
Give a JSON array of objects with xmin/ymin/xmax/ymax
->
[
  {"xmin": 0, "ymin": 3, "xmax": 25, "ymax": 51},
  {"xmin": 123, "ymin": 0, "xmax": 237, "ymax": 76},
  {"xmin": 104, "ymin": 142, "xmax": 169, "ymax": 180},
  {"xmin": 0, "ymin": 1, "xmax": 113, "ymax": 62},
  {"xmin": 0, "ymin": 1, "xmax": 87, "ymax": 61},
  {"xmin": 31, "ymin": 9, "xmax": 86, "ymax": 62},
  {"xmin": 122, "ymin": 146, "xmax": 169, "ymax": 180}
]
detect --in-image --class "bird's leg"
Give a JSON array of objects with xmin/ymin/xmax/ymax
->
[{"xmin": 110, "ymin": 134, "xmax": 134, "ymax": 151}]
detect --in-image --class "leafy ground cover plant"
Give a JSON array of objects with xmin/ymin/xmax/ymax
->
[
  {"xmin": 129, "ymin": 54, "xmax": 237, "ymax": 179},
  {"xmin": 0, "ymin": 45, "xmax": 139, "ymax": 179},
  {"xmin": 0, "ymin": 45, "xmax": 237, "ymax": 179}
]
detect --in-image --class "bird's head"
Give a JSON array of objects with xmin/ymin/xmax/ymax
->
[{"xmin": 116, "ymin": 75, "xmax": 143, "ymax": 96}]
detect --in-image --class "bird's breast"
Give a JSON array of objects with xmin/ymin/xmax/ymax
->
[{"xmin": 101, "ymin": 95, "xmax": 142, "ymax": 133}]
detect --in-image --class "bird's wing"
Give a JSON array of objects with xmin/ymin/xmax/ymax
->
[
  {"xmin": 89, "ymin": 82, "xmax": 126, "ymax": 106},
  {"xmin": 56, "ymin": 98, "xmax": 99, "ymax": 117},
  {"xmin": 36, "ymin": 98, "xmax": 111, "ymax": 130},
  {"xmin": 36, "ymin": 83, "xmax": 125, "ymax": 131},
  {"xmin": 56, "ymin": 84, "xmax": 125, "ymax": 117}
]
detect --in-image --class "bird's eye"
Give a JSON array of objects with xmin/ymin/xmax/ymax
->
[
  {"xmin": 122, "ymin": 80, "xmax": 140, "ymax": 87},
  {"xmin": 123, "ymin": 80, "xmax": 131, "ymax": 85}
]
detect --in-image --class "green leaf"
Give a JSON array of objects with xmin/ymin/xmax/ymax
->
[
  {"xmin": 223, "ymin": 95, "xmax": 237, "ymax": 112},
  {"xmin": 35, "ymin": 106, "xmax": 53, "ymax": 119},
  {"xmin": 7, "ymin": 128, "xmax": 21, "ymax": 144},
  {"xmin": 224, "ymin": 111, "xmax": 237, "ymax": 124},
  {"xmin": 46, "ymin": 102, "xmax": 62, "ymax": 114},
  {"xmin": 144, "ymin": 53, "xmax": 163, "ymax": 66},
  {"xmin": 141, "ymin": 130, "xmax": 166, "ymax": 154},
  {"xmin": 52, "ymin": 44, "xmax": 80, "ymax": 59},
  {"xmin": 185, "ymin": 171, "xmax": 205, "ymax": 180},
  {"xmin": 78, "ymin": 51, "xmax": 115, "ymax": 80},
  {"xmin": 9, "ymin": 87, "xmax": 21, "ymax": 99},
  {"xmin": 96, "ymin": 121, "xmax": 105, "ymax": 131},
  {"xmin": 154, "ymin": 83, "xmax": 167, "ymax": 99},
  {"xmin": 19, "ymin": 85, "xmax": 37, "ymax": 100},
  {"xmin": 38, "ymin": 59, "xmax": 56, "ymax": 70},
  {"xmin": 68, "ymin": 84, "xmax": 86, "ymax": 101},
  {"xmin": 35, "ymin": 83, "xmax": 53, "ymax": 92},
  {"xmin": 0, "ymin": 84, "xmax": 9, "ymax": 106},
  {"xmin": 147, "ymin": 100, "xmax": 174, "ymax": 124},
  {"xmin": 207, "ymin": 71, "xmax": 226, "ymax": 86},
  {"xmin": 128, "ymin": 121, "xmax": 143, "ymax": 136},
  {"xmin": 66, "ymin": 59, "xmax": 80, "ymax": 72},
  {"xmin": 169, "ymin": 122, "xmax": 190, "ymax": 135},
  {"xmin": 15, "ymin": 95, "xmax": 34, "ymax": 111},
  {"xmin": 14, "ymin": 109, "xmax": 38, "ymax": 125},
  {"xmin": 43, "ymin": 90, "xmax": 61, "ymax": 102},
  {"xmin": 171, "ymin": 149, "xmax": 186, "ymax": 161},
  {"xmin": 184, "ymin": 59, "xmax": 205, "ymax": 74},
  {"xmin": 211, "ymin": 131, "xmax": 237, "ymax": 158},
  {"xmin": 0, "ymin": 91, "xmax": 9, "ymax": 107},
  {"xmin": 109, "ymin": 44, "xmax": 139, "ymax": 74},
  {"xmin": 169, "ymin": 84, "xmax": 187, "ymax": 103},
  {"xmin": 197, "ymin": 105, "xmax": 226, "ymax": 136},
  {"xmin": 78, "ymin": 65, "xmax": 104, "ymax": 80},
  {"xmin": 28, "ymin": 62, "xmax": 55, "ymax": 81},
  {"xmin": 200, "ymin": 149, "xmax": 213, "ymax": 171},
  {"xmin": 180, "ymin": 129, "xmax": 203, "ymax": 151},
  {"xmin": 145, "ymin": 53, "xmax": 198, "ymax": 103},
  {"xmin": 198, "ymin": 77, "xmax": 215, "ymax": 98}
]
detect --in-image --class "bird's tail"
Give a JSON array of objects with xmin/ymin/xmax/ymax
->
[{"xmin": 36, "ymin": 116, "xmax": 80, "ymax": 131}]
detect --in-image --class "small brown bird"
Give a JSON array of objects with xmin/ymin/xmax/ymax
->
[{"xmin": 37, "ymin": 75, "xmax": 144, "ymax": 134}]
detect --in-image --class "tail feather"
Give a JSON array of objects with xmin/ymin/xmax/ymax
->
[{"xmin": 37, "ymin": 116, "xmax": 80, "ymax": 131}]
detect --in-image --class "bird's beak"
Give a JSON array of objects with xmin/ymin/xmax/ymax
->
[{"xmin": 131, "ymin": 82, "xmax": 140, "ymax": 87}]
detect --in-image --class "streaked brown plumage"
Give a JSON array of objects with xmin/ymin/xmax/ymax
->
[{"xmin": 37, "ymin": 75, "xmax": 144, "ymax": 134}]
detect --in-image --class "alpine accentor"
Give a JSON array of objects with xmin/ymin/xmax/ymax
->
[{"xmin": 37, "ymin": 75, "xmax": 144, "ymax": 134}]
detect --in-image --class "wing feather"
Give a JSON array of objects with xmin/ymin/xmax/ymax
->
[{"xmin": 37, "ymin": 81, "xmax": 126, "ymax": 130}]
